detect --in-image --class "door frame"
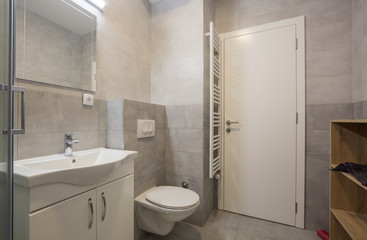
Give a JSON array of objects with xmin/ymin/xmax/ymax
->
[{"xmin": 218, "ymin": 16, "xmax": 305, "ymax": 228}]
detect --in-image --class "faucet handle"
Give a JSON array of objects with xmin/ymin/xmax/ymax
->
[
  {"xmin": 65, "ymin": 133, "xmax": 73, "ymax": 139},
  {"xmin": 65, "ymin": 139, "xmax": 80, "ymax": 145}
]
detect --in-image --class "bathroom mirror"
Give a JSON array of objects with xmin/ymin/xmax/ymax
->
[{"xmin": 16, "ymin": 0, "xmax": 97, "ymax": 91}]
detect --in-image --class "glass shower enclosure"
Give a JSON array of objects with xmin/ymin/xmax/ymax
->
[{"xmin": 1, "ymin": 0, "xmax": 15, "ymax": 239}]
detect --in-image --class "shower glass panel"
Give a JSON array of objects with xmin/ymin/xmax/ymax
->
[{"xmin": 0, "ymin": 0, "xmax": 12, "ymax": 239}]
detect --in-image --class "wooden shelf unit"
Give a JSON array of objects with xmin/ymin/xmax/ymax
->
[{"xmin": 330, "ymin": 120, "xmax": 367, "ymax": 240}]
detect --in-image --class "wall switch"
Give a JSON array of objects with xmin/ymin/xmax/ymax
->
[
  {"xmin": 137, "ymin": 119, "xmax": 155, "ymax": 138},
  {"xmin": 83, "ymin": 93, "xmax": 94, "ymax": 106}
]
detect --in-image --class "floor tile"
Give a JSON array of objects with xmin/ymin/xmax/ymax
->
[
  {"xmin": 201, "ymin": 228, "xmax": 237, "ymax": 240},
  {"xmin": 203, "ymin": 209, "xmax": 241, "ymax": 231},
  {"xmin": 140, "ymin": 210, "xmax": 319, "ymax": 240}
]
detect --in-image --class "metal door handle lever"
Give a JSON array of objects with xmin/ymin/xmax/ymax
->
[{"xmin": 226, "ymin": 120, "xmax": 239, "ymax": 125}]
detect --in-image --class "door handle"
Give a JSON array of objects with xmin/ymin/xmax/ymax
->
[
  {"xmin": 226, "ymin": 120, "xmax": 239, "ymax": 126},
  {"xmin": 12, "ymin": 86, "xmax": 25, "ymax": 135},
  {"xmin": 101, "ymin": 192, "xmax": 106, "ymax": 221},
  {"xmin": 1, "ymin": 85, "xmax": 25, "ymax": 135},
  {"xmin": 88, "ymin": 198, "xmax": 94, "ymax": 229}
]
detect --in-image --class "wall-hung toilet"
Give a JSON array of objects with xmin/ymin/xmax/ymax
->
[{"xmin": 135, "ymin": 186, "xmax": 200, "ymax": 236}]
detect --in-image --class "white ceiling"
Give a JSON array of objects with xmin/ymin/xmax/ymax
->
[{"xmin": 26, "ymin": 0, "xmax": 95, "ymax": 35}]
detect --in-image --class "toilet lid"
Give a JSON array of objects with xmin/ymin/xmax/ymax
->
[{"xmin": 146, "ymin": 186, "xmax": 200, "ymax": 210}]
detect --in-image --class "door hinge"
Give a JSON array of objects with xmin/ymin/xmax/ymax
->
[
  {"xmin": 296, "ymin": 38, "xmax": 298, "ymax": 50},
  {"xmin": 0, "ymin": 83, "xmax": 9, "ymax": 91},
  {"xmin": 295, "ymin": 202, "xmax": 298, "ymax": 214},
  {"xmin": 2, "ymin": 129, "xmax": 8, "ymax": 135},
  {"xmin": 296, "ymin": 112, "xmax": 299, "ymax": 124}
]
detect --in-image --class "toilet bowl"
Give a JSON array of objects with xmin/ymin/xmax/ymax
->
[{"xmin": 135, "ymin": 186, "xmax": 200, "ymax": 236}]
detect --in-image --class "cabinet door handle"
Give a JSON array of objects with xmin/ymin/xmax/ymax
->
[
  {"xmin": 101, "ymin": 192, "xmax": 107, "ymax": 221},
  {"xmin": 88, "ymin": 198, "xmax": 94, "ymax": 229}
]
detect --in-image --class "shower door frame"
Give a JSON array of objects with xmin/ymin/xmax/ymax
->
[
  {"xmin": 217, "ymin": 16, "xmax": 306, "ymax": 229},
  {"xmin": 2, "ymin": 0, "xmax": 16, "ymax": 239}
]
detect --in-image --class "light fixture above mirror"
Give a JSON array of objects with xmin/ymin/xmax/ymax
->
[{"xmin": 85, "ymin": 0, "xmax": 105, "ymax": 11}]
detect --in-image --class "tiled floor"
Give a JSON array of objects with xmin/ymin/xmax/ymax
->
[{"xmin": 141, "ymin": 210, "xmax": 320, "ymax": 240}]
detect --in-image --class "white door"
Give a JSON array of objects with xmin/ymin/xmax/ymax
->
[
  {"xmin": 29, "ymin": 189, "xmax": 97, "ymax": 240},
  {"xmin": 223, "ymin": 24, "xmax": 298, "ymax": 226},
  {"xmin": 97, "ymin": 175, "xmax": 134, "ymax": 240}
]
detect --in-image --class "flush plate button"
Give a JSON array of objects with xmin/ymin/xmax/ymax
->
[{"xmin": 137, "ymin": 119, "xmax": 155, "ymax": 139}]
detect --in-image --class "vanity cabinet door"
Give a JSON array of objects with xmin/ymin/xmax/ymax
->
[
  {"xmin": 29, "ymin": 189, "xmax": 97, "ymax": 240},
  {"xmin": 97, "ymin": 174, "xmax": 134, "ymax": 240}
]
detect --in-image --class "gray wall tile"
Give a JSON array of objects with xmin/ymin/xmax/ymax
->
[
  {"xmin": 119, "ymin": 99, "xmax": 166, "ymax": 201},
  {"xmin": 305, "ymin": 179, "xmax": 329, "ymax": 209},
  {"xmin": 165, "ymin": 105, "xmax": 204, "ymax": 129},
  {"xmin": 165, "ymin": 151, "xmax": 204, "ymax": 178},
  {"xmin": 306, "ymin": 49, "xmax": 352, "ymax": 79},
  {"xmin": 123, "ymin": 99, "xmax": 156, "ymax": 130},
  {"xmin": 360, "ymin": 101, "xmax": 367, "ymax": 118},
  {"xmin": 134, "ymin": 151, "xmax": 165, "ymax": 197},
  {"xmin": 305, "ymin": 204, "xmax": 329, "ymax": 232},
  {"xmin": 124, "ymin": 128, "xmax": 165, "ymax": 156},
  {"xmin": 155, "ymin": 104, "xmax": 166, "ymax": 129},
  {"xmin": 203, "ymin": 177, "xmax": 215, "ymax": 223},
  {"xmin": 306, "ymin": 155, "xmax": 329, "ymax": 183},
  {"xmin": 306, "ymin": 77, "xmax": 353, "ymax": 105},
  {"xmin": 166, "ymin": 128, "xmax": 204, "ymax": 154},
  {"xmin": 353, "ymin": 101, "xmax": 363, "ymax": 119},
  {"xmin": 306, "ymin": 103, "xmax": 353, "ymax": 130},
  {"xmin": 306, "ymin": 130, "xmax": 330, "ymax": 156}
]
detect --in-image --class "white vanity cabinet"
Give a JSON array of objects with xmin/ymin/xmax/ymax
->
[
  {"xmin": 29, "ymin": 189, "xmax": 97, "ymax": 240},
  {"xmin": 97, "ymin": 175, "xmax": 134, "ymax": 240},
  {"xmin": 18, "ymin": 174, "xmax": 134, "ymax": 240}
]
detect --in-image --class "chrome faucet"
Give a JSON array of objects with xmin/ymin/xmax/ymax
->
[{"xmin": 65, "ymin": 133, "xmax": 80, "ymax": 156}]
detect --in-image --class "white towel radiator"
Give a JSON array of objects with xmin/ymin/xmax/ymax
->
[{"xmin": 206, "ymin": 21, "xmax": 222, "ymax": 179}]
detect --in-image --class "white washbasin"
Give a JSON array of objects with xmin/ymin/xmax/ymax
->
[{"xmin": 13, "ymin": 148, "xmax": 138, "ymax": 187}]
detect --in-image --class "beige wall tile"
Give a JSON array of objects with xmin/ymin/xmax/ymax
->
[
  {"xmin": 16, "ymin": 132, "xmax": 65, "ymax": 159},
  {"xmin": 150, "ymin": 0, "xmax": 204, "ymax": 106},
  {"xmin": 96, "ymin": 0, "xmax": 151, "ymax": 102},
  {"xmin": 16, "ymin": 89, "xmax": 106, "ymax": 159}
]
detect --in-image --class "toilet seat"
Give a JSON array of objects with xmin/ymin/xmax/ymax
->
[{"xmin": 145, "ymin": 186, "xmax": 199, "ymax": 210}]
